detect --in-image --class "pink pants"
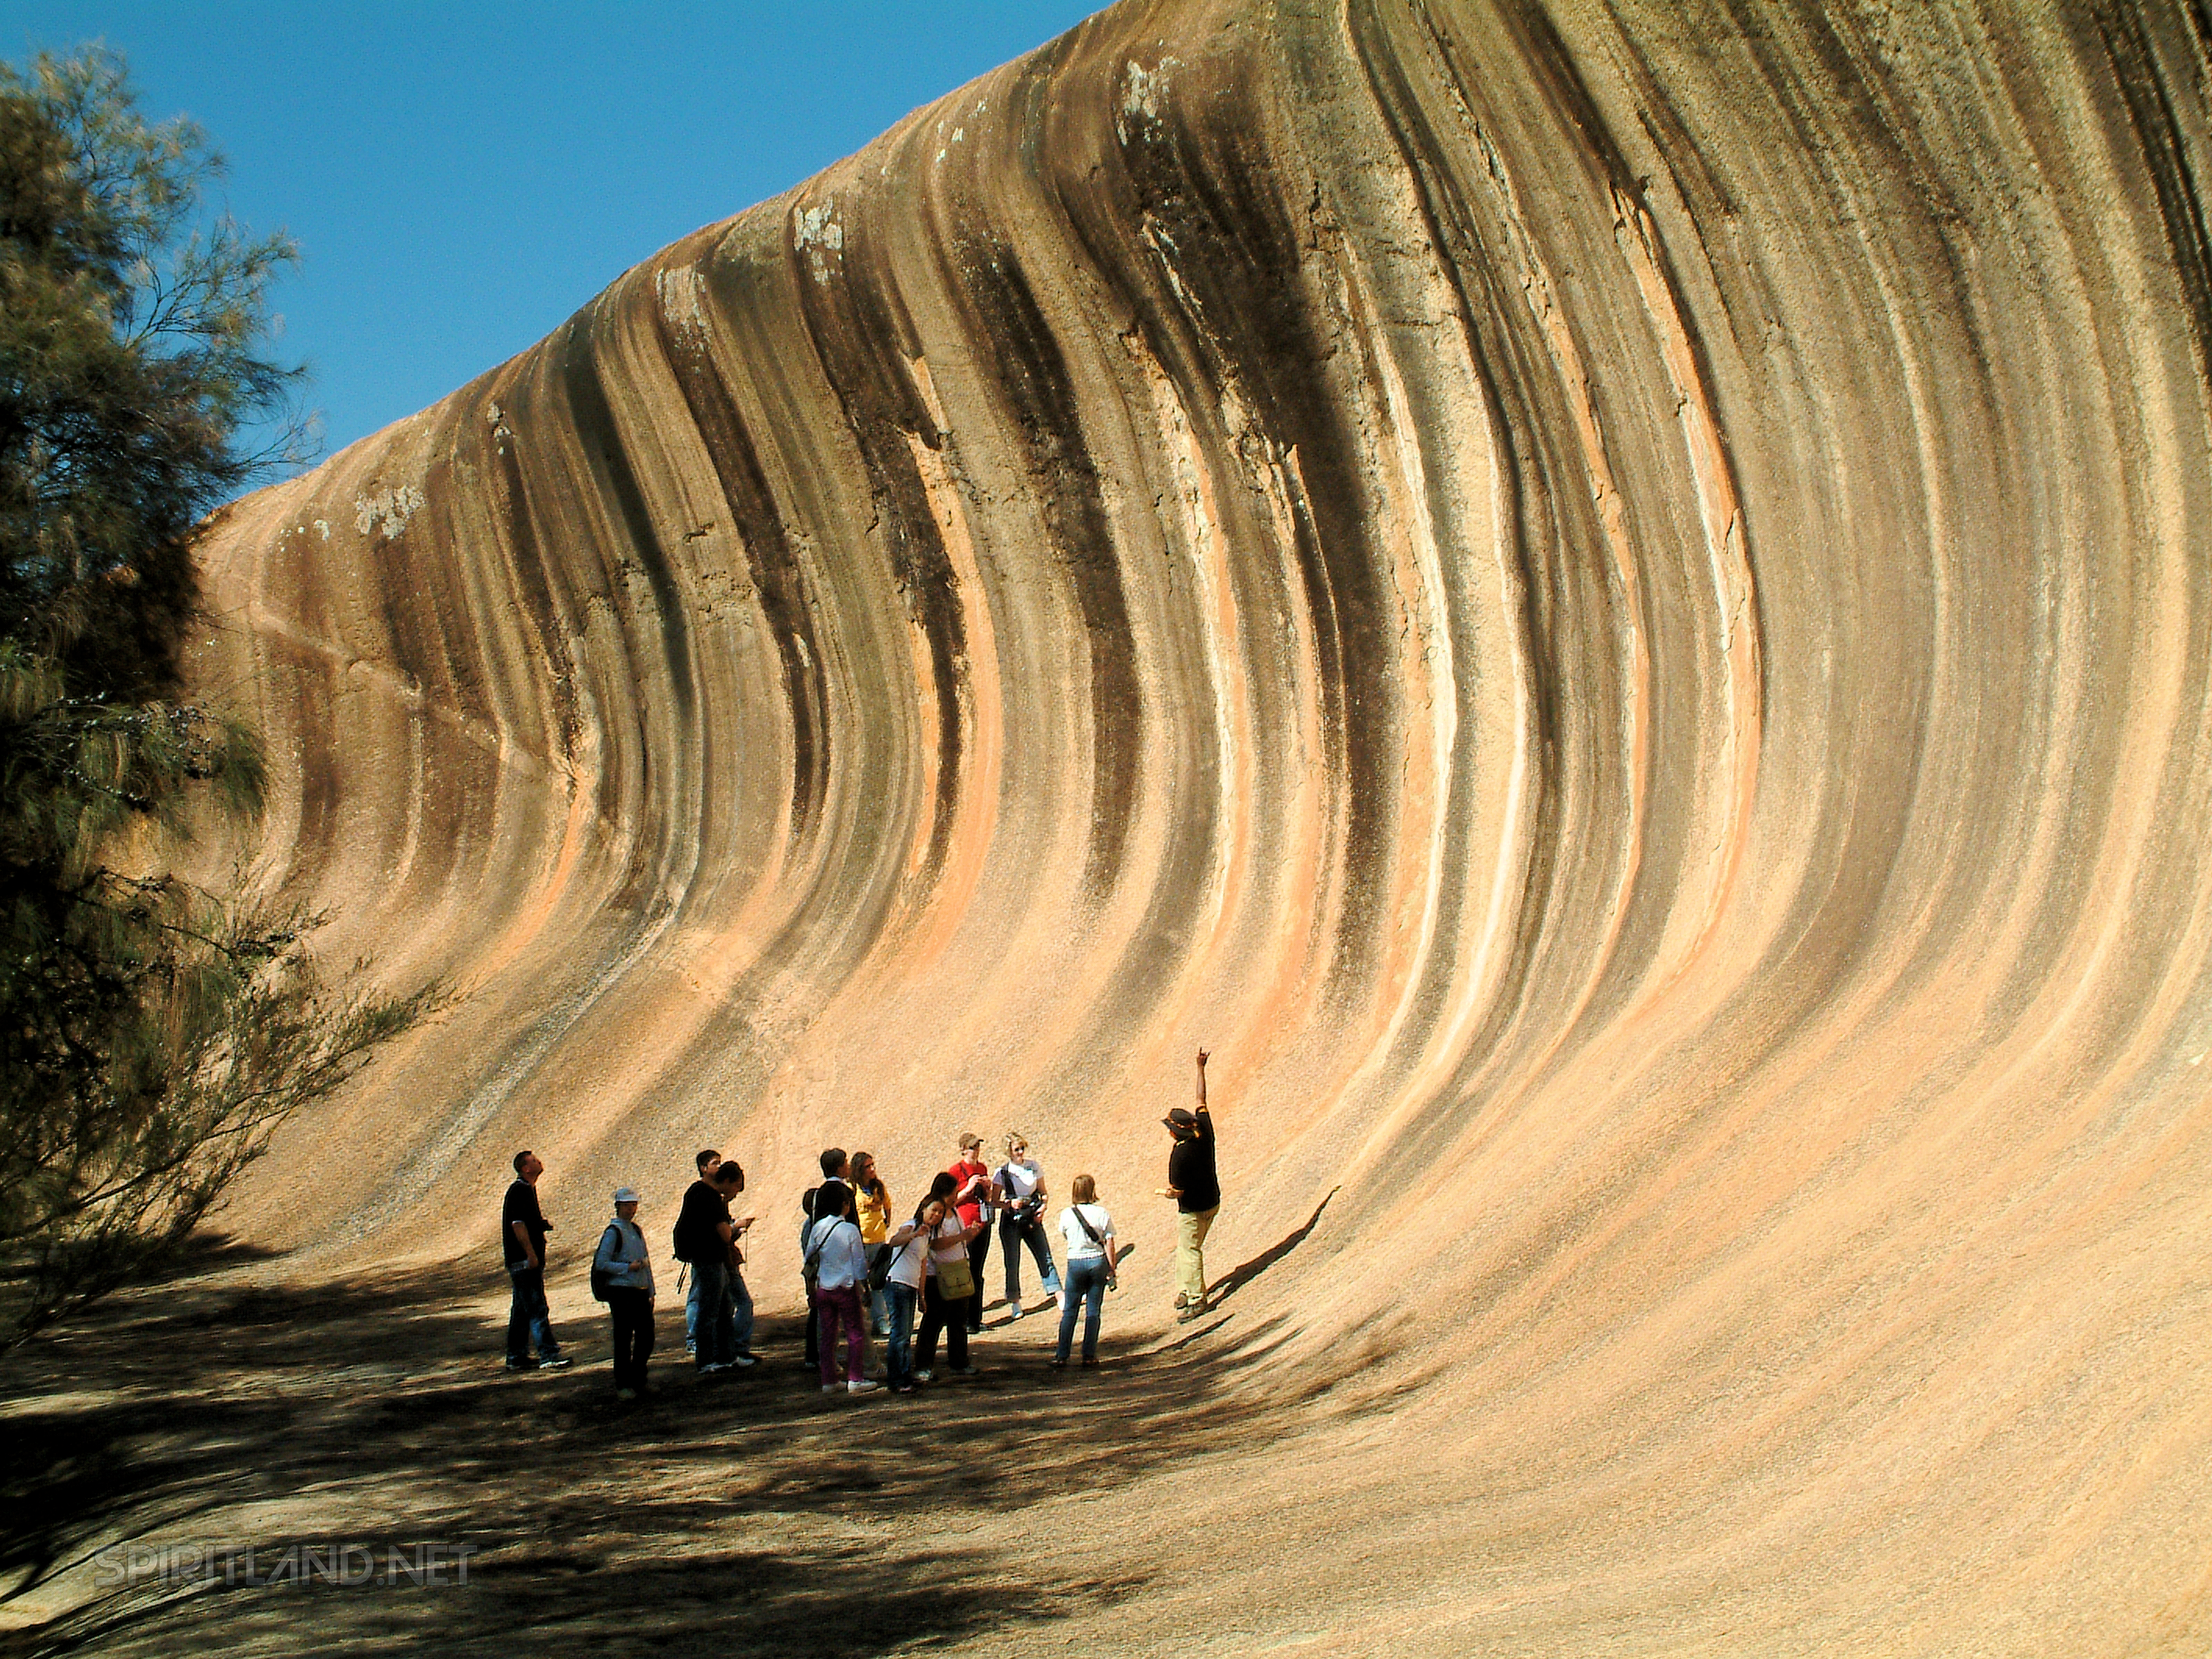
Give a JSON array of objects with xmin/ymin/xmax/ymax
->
[{"xmin": 815, "ymin": 1284, "xmax": 865, "ymax": 1384}]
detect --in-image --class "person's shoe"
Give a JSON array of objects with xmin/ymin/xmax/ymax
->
[
  {"xmin": 1173, "ymin": 1292, "xmax": 1190, "ymax": 1309},
  {"xmin": 1050, "ymin": 1357, "xmax": 1068, "ymax": 1369},
  {"xmin": 947, "ymin": 1364, "xmax": 978, "ymax": 1376},
  {"xmin": 700, "ymin": 1361, "xmax": 732, "ymax": 1375},
  {"xmin": 616, "ymin": 1386, "xmax": 639, "ymax": 1402},
  {"xmin": 915, "ymin": 1368, "xmax": 933, "ymax": 1383},
  {"xmin": 730, "ymin": 1354, "xmax": 758, "ymax": 1368},
  {"xmin": 1176, "ymin": 1305, "xmax": 1203, "ymax": 1323},
  {"xmin": 537, "ymin": 1355, "xmax": 573, "ymax": 1370},
  {"xmin": 846, "ymin": 1379, "xmax": 883, "ymax": 1395},
  {"xmin": 892, "ymin": 1384, "xmax": 916, "ymax": 1395},
  {"xmin": 684, "ymin": 1340, "xmax": 697, "ymax": 1355},
  {"xmin": 822, "ymin": 1382, "xmax": 841, "ymax": 1395},
  {"xmin": 1080, "ymin": 1357, "xmax": 1099, "ymax": 1368},
  {"xmin": 504, "ymin": 1358, "xmax": 537, "ymax": 1372},
  {"xmin": 1008, "ymin": 1301, "xmax": 1023, "ymax": 1320}
]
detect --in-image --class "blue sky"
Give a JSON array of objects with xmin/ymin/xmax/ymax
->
[{"xmin": 9, "ymin": 2, "xmax": 1101, "ymax": 464}]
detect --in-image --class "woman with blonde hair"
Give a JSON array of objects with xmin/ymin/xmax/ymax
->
[
  {"xmin": 995, "ymin": 1131, "xmax": 1061, "ymax": 1318},
  {"xmin": 1054, "ymin": 1173, "xmax": 1116, "ymax": 1368}
]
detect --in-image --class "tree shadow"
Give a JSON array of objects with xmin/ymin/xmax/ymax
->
[{"xmin": 0, "ymin": 1253, "xmax": 1286, "ymax": 1657}]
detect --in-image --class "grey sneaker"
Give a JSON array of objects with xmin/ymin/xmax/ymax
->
[{"xmin": 730, "ymin": 1354, "xmax": 758, "ymax": 1368}]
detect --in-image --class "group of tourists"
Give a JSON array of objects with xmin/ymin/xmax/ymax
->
[{"xmin": 500, "ymin": 1052, "xmax": 1223, "ymax": 1402}]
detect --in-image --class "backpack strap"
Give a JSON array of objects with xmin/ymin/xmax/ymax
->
[{"xmin": 802, "ymin": 1216, "xmax": 842, "ymax": 1277}]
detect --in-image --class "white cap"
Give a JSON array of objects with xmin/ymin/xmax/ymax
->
[{"xmin": 612, "ymin": 1186, "xmax": 641, "ymax": 1204}]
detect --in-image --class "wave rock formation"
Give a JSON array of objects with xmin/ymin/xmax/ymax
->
[{"xmin": 194, "ymin": 0, "xmax": 2212, "ymax": 1647}]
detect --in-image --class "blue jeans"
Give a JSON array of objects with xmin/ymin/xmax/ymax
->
[
  {"xmin": 507, "ymin": 1265, "xmax": 558, "ymax": 1362},
  {"xmin": 730, "ymin": 1265, "xmax": 755, "ymax": 1357},
  {"xmin": 884, "ymin": 1282, "xmax": 918, "ymax": 1388},
  {"xmin": 689, "ymin": 1265, "xmax": 752, "ymax": 1351},
  {"xmin": 693, "ymin": 1256, "xmax": 737, "ymax": 1368},
  {"xmin": 1055, "ymin": 1258, "xmax": 1108, "ymax": 1364},
  {"xmin": 1000, "ymin": 1211, "xmax": 1061, "ymax": 1304}
]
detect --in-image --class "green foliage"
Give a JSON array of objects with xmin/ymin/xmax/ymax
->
[
  {"xmin": 0, "ymin": 51, "xmax": 430, "ymax": 1341},
  {"xmin": 1, "ymin": 45, "xmax": 305, "ymax": 697}
]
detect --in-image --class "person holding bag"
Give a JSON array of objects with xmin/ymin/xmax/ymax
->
[
  {"xmin": 804, "ymin": 1181, "xmax": 879, "ymax": 1396},
  {"xmin": 1054, "ymin": 1174, "xmax": 1117, "ymax": 1368},
  {"xmin": 593, "ymin": 1186, "xmax": 657, "ymax": 1399},
  {"xmin": 879, "ymin": 1190, "xmax": 937, "ymax": 1393},
  {"xmin": 913, "ymin": 1170, "xmax": 984, "ymax": 1379},
  {"xmin": 995, "ymin": 1133, "xmax": 1061, "ymax": 1319}
]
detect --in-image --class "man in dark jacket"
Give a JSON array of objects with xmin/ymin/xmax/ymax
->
[
  {"xmin": 503, "ymin": 1151, "xmax": 572, "ymax": 1371},
  {"xmin": 1158, "ymin": 1051, "xmax": 1222, "ymax": 1322}
]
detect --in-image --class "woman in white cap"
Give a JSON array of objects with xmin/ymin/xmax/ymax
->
[{"xmin": 594, "ymin": 1187, "xmax": 657, "ymax": 1400}]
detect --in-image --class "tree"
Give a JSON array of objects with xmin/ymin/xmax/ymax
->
[{"xmin": 0, "ymin": 48, "xmax": 431, "ymax": 1341}]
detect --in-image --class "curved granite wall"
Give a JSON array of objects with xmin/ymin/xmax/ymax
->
[{"xmin": 192, "ymin": 2, "xmax": 2212, "ymax": 1643}]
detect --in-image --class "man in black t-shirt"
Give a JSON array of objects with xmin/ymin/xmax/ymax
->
[
  {"xmin": 1158, "ymin": 1050, "xmax": 1222, "ymax": 1322},
  {"xmin": 503, "ymin": 1150, "xmax": 570, "ymax": 1371},
  {"xmin": 683, "ymin": 1148, "xmax": 720, "ymax": 1355},
  {"xmin": 679, "ymin": 1161, "xmax": 754, "ymax": 1373}
]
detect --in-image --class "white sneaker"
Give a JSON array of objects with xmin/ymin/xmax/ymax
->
[
  {"xmin": 915, "ymin": 1368, "xmax": 933, "ymax": 1383},
  {"xmin": 822, "ymin": 1383, "xmax": 840, "ymax": 1394},
  {"xmin": 846, "ymin": 1379, "xmax": 883, "ymax": 1394},
  {"xmin": 1008, "ymin": 1301, "xmax": 1024, "ymax": 1320}
]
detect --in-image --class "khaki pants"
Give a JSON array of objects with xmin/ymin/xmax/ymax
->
[{"xmin": 1176, "ymin": 1205, "xmax": 1218, "ymax": 1304}]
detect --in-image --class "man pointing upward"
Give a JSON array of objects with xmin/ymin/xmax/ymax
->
[{"xmin": 1159, "ymin": 1049, "xmax": 1222, "ymax": 1322}]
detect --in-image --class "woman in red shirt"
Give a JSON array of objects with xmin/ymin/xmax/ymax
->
[{"xmin": 947, "ymin": 1132, "xmax": 997, "ymax": 1334}]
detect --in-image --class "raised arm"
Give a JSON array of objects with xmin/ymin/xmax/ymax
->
[{"xmin": 1196, "ymin": 1048, "xmax": 1209, "ymax": 1108}]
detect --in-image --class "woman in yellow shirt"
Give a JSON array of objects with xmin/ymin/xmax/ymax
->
[{"xmin": 851, "ymin": 1151, "xmax": 893, "ymax": 1340}]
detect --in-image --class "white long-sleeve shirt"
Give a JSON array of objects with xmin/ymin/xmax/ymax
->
[{"xmin": 805, "ymin": 1215, "xmax": 869, "ymax": 1292}]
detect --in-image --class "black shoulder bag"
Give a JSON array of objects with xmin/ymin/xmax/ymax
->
[{"xmin": 1069, "ymin": 1205, "xmax": 1116, "ymax": 1290}]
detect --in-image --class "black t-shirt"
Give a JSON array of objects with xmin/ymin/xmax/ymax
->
[
  {"xmin": 677, "ymin": 1179, "xmax": 731, "ymax": 1262},
  {"xmin": 502, "ymin": 1179, "xmax": 549, "ymax": 1268},
  {"xmin": 1168, "ymin": 1107, "xmax": 1220, "ymax": 1213}
]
